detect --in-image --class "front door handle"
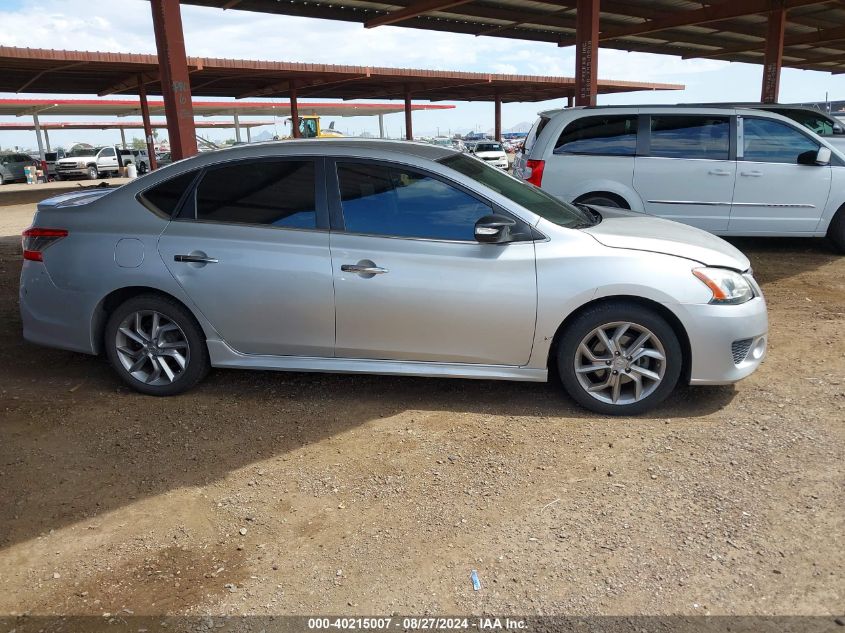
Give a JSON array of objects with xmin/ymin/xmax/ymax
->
[
  {"xmin": 341, "ymin": 264, "xmax": 388, "ymax": 275},
  {"xmin": 175, "ymin": 254, "xmax": 218, "ymax": 264},
  {"xmin": 740, "ymin": 170, "xmax": 764, "ymax": 177},
  {"xmin": 708, "ymin": 169, "xmax": 731, "ymax": 176}
]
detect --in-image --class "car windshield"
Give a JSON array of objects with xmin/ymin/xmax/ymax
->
[
  {"xmin": 44, "ymin": 152, "xmax": 57, "ymax": 161},
  {"xmin": 474, "ymin": 142, "xmax": 503, "ymax": 152},
  {"xmin": 67, "ymin": 148, "xmax": 98, "ymax": 157},
  {"xmin": 438, "ymin": 153, "xmax": 594, "ymax": 229}
]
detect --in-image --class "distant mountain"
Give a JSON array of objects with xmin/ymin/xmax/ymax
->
[
  {"xmin": 253, "ymin": 130, "xmax": 275, "ymax": 141},
  {"xmin": 507, "ymin": 121, "xmax": 533, "ymax": 133}
]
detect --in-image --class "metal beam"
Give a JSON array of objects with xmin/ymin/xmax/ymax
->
[
  {"xmin": 494, "ymin": 94, "xmax": 502, "ymax": 142},
  {"xmin": 378, "ymin": 113, "xmax": 385, "ymax": 139},
  {"xmin": 234, "ymin": 112, "xmax": 241, "ymax": 143},
  {"xmin": 590, "ymin": 0, "xmax": 828, "ymax": 42},
  {"xmin": 99, "ymin": 71, "xmax": 159, "ymax": 97},
  {"xmin": 761, "ymin": 4, "xmax": 787, "ymax": 103},
  {"xmin": 574, "ymin": 0, "xmax": 599, "ymax": 107},
  {"xmin": 698, "ymin": 24, "xmax": 845, "ymax": 59},
  {"xmin": 150, "ymin": 0, "xmax": 197, "ymax": 160},
  {"xmin": 138, "ymin": 74, "xmax": 158, "ymax": 171},
  {"xmin": 32, "ymin": 113, "xmax": 45, "ymax": 162},
  {"xmin": 290, "ymin": 85, "xmax": 301, "ymax": 138},
  {"xmin": 120, "ymin": 128, "xmax": 127, "ymax": 149},
  {"xmin": 404, "ymin": 89, "xmax": 414, "ymax": 140},
  {"xmin": 365, "ymin": 0, "xmax": 475, "ymax": 28},
  {"xmin": 237, "ymin": 73, "xmax": 371, "ymax": 99},
  {"xmin": 16, "ymin": 61, "xmax": 87, "ymax": 93}
]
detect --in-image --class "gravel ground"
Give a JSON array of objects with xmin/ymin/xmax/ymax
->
[{"xmin": 0, "ymin": 189, "xmax": 842, "ymax": 619}]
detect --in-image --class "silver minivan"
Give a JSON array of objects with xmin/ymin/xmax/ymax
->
[
  {"xmin": 0, "ymin": 152, "xmax": 37, "ymax": 185},
  {"xmin": 513, "ymin": 106, "xmax": 845, "ymax": 253}
]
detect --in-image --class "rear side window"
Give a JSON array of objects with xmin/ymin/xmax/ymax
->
[
  {"xmin": 195, "ymin": 160, "xmax": 317, "ymax": 229},
  {"xmin": 523, "ymin": 116, "xmax": 550, "ymax": 154},
  {"xmin": 139, "ymin": 170, "xmax": 199, "ymax": 217},
  {"xmin": 649, "ymin": 115, "xmax": 730, "ymax": 160},
  {"xmin": 554, "ymin": 115, "xmax": 638, "ymax": 156},
  {"xmin": 336, "ymin": 162, "xmax": 492, "ymax": 241}
]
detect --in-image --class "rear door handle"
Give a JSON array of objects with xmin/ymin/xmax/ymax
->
[
  {"xmin": 708, "ymin": 169, "xmax": 731, "ymax": 176},
  {"xmin": 175, "ymin": 254, "xmax": 218, "ymax": 264},
  {"xmin": 740, "ymin": 170, "xmax": 764, "ymax": 177}
]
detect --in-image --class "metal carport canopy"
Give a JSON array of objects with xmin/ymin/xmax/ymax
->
[{"xmin": 179, "ymin": 0, "xmax": 845, "ymax": 74}]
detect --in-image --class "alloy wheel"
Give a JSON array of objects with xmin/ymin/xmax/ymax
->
[
  {"xmin": 114, "ymin": 310, "xmax": 190, "ymax": 386},
  {"xmin": 574, "ymin": 321, "xmax": 667, "ymax": 405}
]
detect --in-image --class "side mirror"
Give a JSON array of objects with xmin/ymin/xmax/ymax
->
[
  {"xmin": 833, "ymin": 126, "xmax": 844, "ymax": 135},
  {"xmin": 798, "ymin": 147, "xmax": 831, "ymax": 166},
  {"xmin": 475, "ymin": 214, "xmax": 516, "ymax": 244}
]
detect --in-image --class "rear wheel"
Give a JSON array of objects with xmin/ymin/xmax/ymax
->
[
  {"xmin": 138, "ymin": 162, "xmax": 148, "ymax": 174},
  {"xmin": 104, "ymin": 294, "xmax": 209, "ymax": 396},
  {"xmin": 574, "ymin": 193, "xmax": 628, "ymax": 209},
  {"xmin": 827, "ymin": 207, "xmax": 845, "ymax": 254},
  {"xmin": 87, "ymin": 165, "xmax": 99, "ymax": 180},
  {"xmin": 557, "ymin": 302, "xmax": 682, "ymax": 415},
  {"xmin": 0, "ymin": 173, "xmax": 5, "ymax": 185}
]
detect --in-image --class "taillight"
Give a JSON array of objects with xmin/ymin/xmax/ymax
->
[
  {"xmin": 525, "ymin": 159, "xmax": 545, "ymax": 187},
  {"xmin": 22, "ymin": 228, "xmax": 68, "ymax": 262}
]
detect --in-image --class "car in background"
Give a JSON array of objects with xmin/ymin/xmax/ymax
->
[
  {"xmin": 55, "ymin": 146, "xmax": 122, "ymax": 180},
  {"xmin": 117, "ymin": 148, "xmax": 151, "ymax": 174},
  {"xmin": 0, "ymin": 152, "xmax": 37, "ymax": 185},
  {"xmin": 468, "ymin": 140, "xmax": 509, "ymax": 169},
  {"xmin": 513, "ymin": 106, "xmax": 845, "ymax": 252},
  {"xmin": 44, "ymin": 149, "xmax": 67, "ymax": 180},
  {"xmin": 156, "ymin": 152, "xmax": 173, "ymax": 167},
  {"xmin": 20, "ymin": 139, "xmax": 767, "ymax": 415}
]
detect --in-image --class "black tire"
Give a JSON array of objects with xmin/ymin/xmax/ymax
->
[
  {"xmin": 557, "ymin": 301, "xmax": 682, "ymax": 416},
  {"xmin": 138, "ymin": 162, "xmax": 148, "ymax": 174},
  {"xmin": 87, "ymin": 164, "xmax": 99, "ymax": 180},
  {"xmin": 575, "ymin": 193, "xmax": 628, "ymax": 209},
  {"xmin": 827, "ymin": 208, "xmax": 845, "ymax": 254},
  {"xmin": 54, "ymin": 174, "xmax": 63, "ymax": 181},
  {"xmin": 104, "ymin": 294, "xmax": 209, "ymax": 396}
]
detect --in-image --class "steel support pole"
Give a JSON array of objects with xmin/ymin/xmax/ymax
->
[
  {"xmin": 246, "ymin": 127, "xmax": 251, "ymax": 143},
  {"xmin": 378, "ymin": 113, "xmax": 385, "ymax": 138},
  {"xmin": 138, "ymin": 75, "xmax": 158, "ymax": 171},
  {"xmin": 574, "ymin": 0, "xmax": 599, "ymax": 107},
  {"xmin": 120, "ymin": 128, "xmax": 127, "ymax": 149},
  {"xmin": 761, "ymin": 3, "xmax": 786, "ymax": 104},
  {"xmin": 150, "ymin": 0, "xmax": 197, "ymax": 160},
  {"xmin": 290, "ymin": 86, "xmax": 301, "ymax": 138},
  {"xmin": 32, "ymin": 113, "xmax": 45, "ymax": 161},
  {"xmin": 44, "ymin": 129, "xmax": 51, "ymax": 152},
  {"xmin": 234, "ymin": 112, "xmax": 242, "ymax": 143},
  {"xmin": 494, "ymin": 95, "xmax": 502, "ymax": 141},
  {"xmin": 567, "ymin": 96, "xmax": 574, "ymax": 108},
  {"xmin": 404, "ymin": 90, "xmax": 413, "ymax": 141}
]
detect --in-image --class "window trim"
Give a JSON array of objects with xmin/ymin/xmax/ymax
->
[
  {"xmin": 642, "ymin": 113, "xmax": 734, "ymax": 162},
  {"xmin": 553, "ymin": 114, "xmax": 640, "ymax": 157},
  {"xmin": 327, "ymin": 157, "xmax": 531, "ymax": 244},
  {"xmin": 172, "ymin": 156, "xmax": 330, "ymax": 232}
]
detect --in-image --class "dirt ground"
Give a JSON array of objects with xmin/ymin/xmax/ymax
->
[{"xmin": 0, "ymin": 186, "xmax": 842, "ymax": 620}]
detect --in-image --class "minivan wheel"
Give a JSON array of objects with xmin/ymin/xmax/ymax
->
[
  {"xmin": 557, "ymin": 302, "xmax": 682, "ymax": 415},
  {"xmin": 827, "ymin": 208, "xmax": 845, "ymax": 254},
  {"xmin": 87, "ymin": 165, "xmax": 99, "ymax": 180},
  {"xmin": 575, "ymin": 193, "xmax": 627, "ymax": 209},
  {"xmin": 104, "ymin": 294, "xmax": 209, "ymax": 396}
]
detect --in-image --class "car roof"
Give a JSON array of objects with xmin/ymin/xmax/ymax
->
[
  {"xmin": 187, "ymin": 138, "xmax": 456, "ymax": 162},
  {"xmin": 536, "ymin": 104, "xmax": 816, "ymax": 119}
]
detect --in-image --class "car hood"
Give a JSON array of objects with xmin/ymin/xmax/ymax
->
[
  {"xmin": 56, "ymin": 156, "xmax": 93, "ymax": 163},
  {"xmin": 474, "ymin": 151, "xmax": 507, "ymax": 159},
  {"xmin": 581, "ymin": 206, "xmax": 750, "ymax": 270}
]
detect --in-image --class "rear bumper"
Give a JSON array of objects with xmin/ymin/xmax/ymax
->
[{"xmin": 676, "ymin": 295, "xmax": 768, "ymax": 385}]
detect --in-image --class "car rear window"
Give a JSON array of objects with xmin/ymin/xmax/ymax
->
[
  {"xmin": 554, "ymin": 115, "xmax": 638, "ymax": 156},
  {"xmin": 138, "ymin": 170, "xmax": 199, "ymax": 217},
  {"xmin": 523, "ymin": 116, "xmax": 550, "ymax": 154}
]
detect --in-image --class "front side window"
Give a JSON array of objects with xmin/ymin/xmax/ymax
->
[
  {"xmin": 649, "ymin": 115, "xmax": 730, "ymax": 160},
  {"xmin": 195, "ymin": 160, "xmax": 317, "ymax": 229},
  {"xmin": 742, "ymin": 118, "xmax": 819, "ymax": 164},
  {"xmin": 336, "ymin": 162, "xmax": 492, "ymax": 241},
  {"xmin": 101, "ymin": 148, "xmax": 116, "ymax": 157},
  {"xmin": 554, "ymin": 115, "xmax": 638, "ymax": 156}
]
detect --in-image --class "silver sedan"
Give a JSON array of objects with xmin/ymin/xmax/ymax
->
[{"xmin": 19, "ymin": 140, "xmax": 768, "ymax": 414}]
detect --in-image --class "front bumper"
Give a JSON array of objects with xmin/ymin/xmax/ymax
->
[
  {"xmin": 55, "ymin": 166, "xmax": 90, "ymax": 176},
  {"xmin": 676, "ymin": 295, "xmax": 768, "ymax": 385}
]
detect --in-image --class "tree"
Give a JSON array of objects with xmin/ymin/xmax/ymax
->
[{"xmin": 130, "ymin": 137, "xmax": 147, "ymax": 150}]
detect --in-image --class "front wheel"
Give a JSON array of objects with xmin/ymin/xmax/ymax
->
[
  {"xmin": 557, "ymin": 302, "xmax": 682, "ymax": 415},
  {"xmin": 104, "ymin": 294, "xmax": 209, "ymax": 396},
  {"xmin": 827, "ymin": 208, "xmax": 845, "ymax": 254},
  {"xmin": 87, "ymin": 165, "xmax": 99, "ymax": 180},
  {"xmin": 574, "ymin": 193, "xmax": 627, "ymax": 209}
]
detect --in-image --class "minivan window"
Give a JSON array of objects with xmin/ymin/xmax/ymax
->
[
  {"xmin": 336, "ymin": 162, "xmax": 492, "ymax": 241},
  {"xmin": 554, "ymin": 115, "xmax": 638, "ymax": 156},
  {"xmin": 650, "ymin": 115, "xmax": 730, "ymax": 160},
  {"xmin": 742, "ymin": 118, "xmax": 819, "ymax": 164},
  {"xmin": 439, "ymin": 153, "xmax": 594, "ymax": 229},
  {"xmin": 523, "ymin": 115, "xmax": 550, "ymax": 154},
  {"xmin": 771, "ymin": 109, "xmax": 835, "ymax": 136},
  {"xmin": 195, "ymin": 160, "xmax": 317, "ymax": 228}
]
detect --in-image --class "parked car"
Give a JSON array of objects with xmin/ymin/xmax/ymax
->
[
  {"xmin": 55, "ymin": 146, "xmax": 121, "ymax": 180},
  {"xmin": 0, "ymin": 152, "xmax": 37, "ymax": 184},
  {"xmin": 20, "ymin": 140, "xmax": 768, "ymax": 415},
  {"xmin": 156, "ymin": 152, "xmax": 173, "ymax": 167},
  {"xmin": 469, "ymin": 141, "xmax": 509, "ymax": 169},
  {"xmin": 117, "ymin": 148, "xmax": 151, "ymax": 174},
  {"xmin": 513, "ymin": 106, "xmax": 845, "ymax": 252},
  {"xmin": 43, "ymin": 149, "xmax": 67, "ymax": 180}
]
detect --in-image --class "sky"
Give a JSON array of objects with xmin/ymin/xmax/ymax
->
[{"xmin": 1, "ymin": 0, "xmax": 845, "ymax": 151}]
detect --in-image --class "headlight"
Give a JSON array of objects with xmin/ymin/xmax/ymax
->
[
  {"xmin": 693, "ymin": 267, "xmax": 754, "ymax": 305},
  {"xmin": 77, "ymin": 161, "xmax": 86, "ymax": 168}
]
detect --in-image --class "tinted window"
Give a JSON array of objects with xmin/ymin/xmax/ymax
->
[
  {"xmin": 337, "ymin": 162, "xmax": 492, "ymax": 241},
  {"xmin": 44, "ymin": 152, "xmax": 57, "ymax": 162},
  {"xmin": 101, "ymin": 148, "xmax": 115, "ymax": 157},
  {"xmin": 523, "ymin": 116, "xmax": 550, "ymax": 154},
  {"xmin": 650, "ymin": 116, "xmax": 729, "ymax": 160},
  {"xmin": 554, "ymin": 115, "xmax": 638, "ymax": 156},
  {"xmin": 139, "ymin": 170, "xmax": 199, "ymax": 217},
  {"xmin": 742, "ymin": 118, "xmax": 819, "ymax": 163},
  {"xmin": 195, "ymin": 160, "xmax": 316, "ymax": 229},
  {"xmin": 475, "ymin": 142, "xmax": 503, "ymax": 152},
  {"xmin": 772, "ymin": 109, "xmax": 834, "ymax": 136}
]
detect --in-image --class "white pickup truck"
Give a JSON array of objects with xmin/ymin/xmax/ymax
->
[{"xmin": 55, "ymin": 146, "xmax": 122, "ymax": 180}]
